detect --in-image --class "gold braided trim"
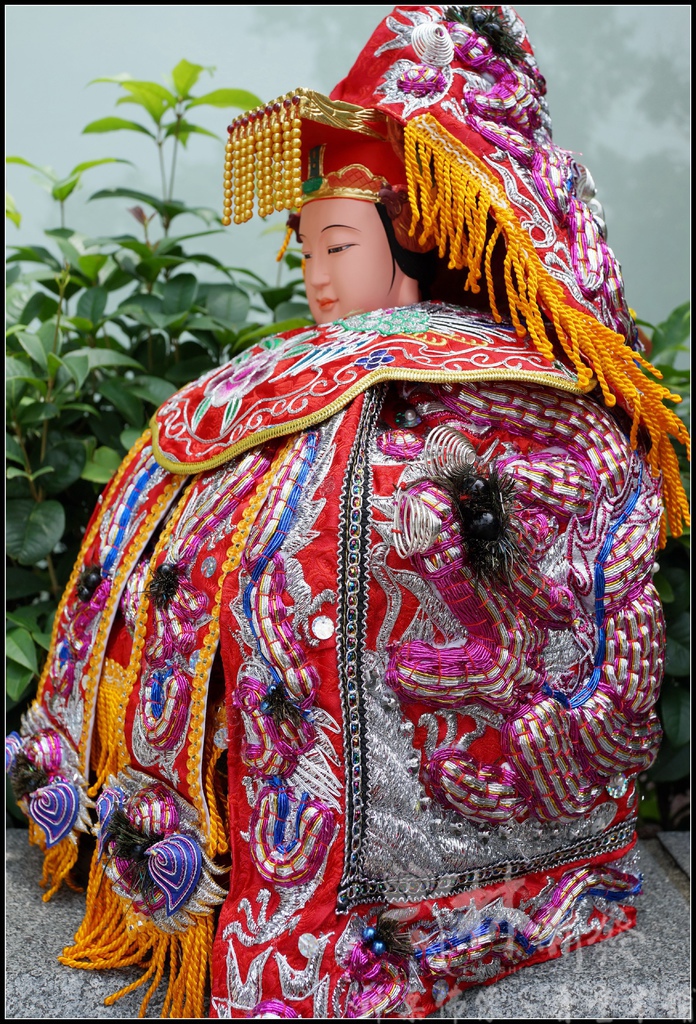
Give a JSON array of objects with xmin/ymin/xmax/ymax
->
[
  {"xmin": 34, "ymin": 430, "xmax": 152, "ymax": 706},
  {"xmin": 403, "ymin": 114, "xmax": 690, "ymax": 540}
]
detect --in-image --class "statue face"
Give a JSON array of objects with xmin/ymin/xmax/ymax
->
[{"xmin": 298, "ymin": 197, "xmax": 420, "ymax": 324}]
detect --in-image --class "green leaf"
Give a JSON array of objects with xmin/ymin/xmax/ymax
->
[
  {"xmin": 659, "ymin": 563, "xmax": 690, "ymax": 613},
  {"xmin": 116, "ymin": 81, "xmax": 177, "ymax": 124},
  {"xmin": 284, "ymin": 252, "xmax": 304, "ymax": 270},
  {"xmin": 40, "ymin": 440, "xmax": 87, "ymax": 495},
  {"xmin": 16, "ymin": 402, "xmax": 60, "ymax": 427},
  {"xmin": 163, "ymin": 121, "xmax": 219, "ymax": 145},
  {"xmin": 166, "ymin": 356, "xmax": 216, "ymax": 384},
  {"xmin": 6, "ymin": 191, "xmax": 21, "ymax": 227},
  {"xmin": 664, "ymin": 612, "xmax": 690, "ymax": 676},
  {"xmin": 259, "ymin": 281, "xmax": 304, "ymax": 311},
  {"xmin": 98, "ymin": 378, "xmax": 145, "ymax": 426},
  {"xmin": 18, "ymin": 290, "xmax": 59, "ymax": 325},
  {"xmin": 6, "ymin": 628, "xmax": 38, "ymax": 674},
  {"xmin": 6, "ymin": 661, "xmax": 35, "ymax": 703},
  {"xmin": 6, "ymin": 155, "xmax": 57, "ymax": 180},
  {"xmin": 120, "ymin": 427, "xmax": 144, "ymax": 452},
  {"xmin": 649, "ymin": 301, "xmax": 691, "ymax": 368},
  {"xmin": 68, "ymin": 347, "xmax": 144, "ymax": 371},
  {"xmin": 128, "ymin": 376, "xmax": 177, "ymax": 406},
  {"xmin": 61, "ymin": 353, "xmax": 90, "ymax": 389},
  {"xmin": 660, "ymin": 686, "xmax": 690, "ymax": 748},
  {"xmin": 15, "ymin": 331, "xmax": 48, "ymax": 371},
  {"xmin": 51, "ymin": 174, "xmax": 81, "ymax": 203},
  {"xmin": 82, "ymin": 446, "xmax": 122, "ymax": 483},
  {"xmin": 172, "ymin": 59, "xmax": 211, "ymax": 98},
  {"xmin": 77, "ymin": 254, "xmax": 108, "ymax": 282},
  {"xmin": 187, "ymin": 88, "xmax": 263, "ymax": 110},
  {"xmin": 648, "ymin": 740, "xmax": 690, "ymax": 783},
  {"xmin": 162, "ymin": 273, "xmax": 198, "ymax": 315},
  {"xmin": 76, "ymin": 285, "xmax": 108, "ymax": 325},
  {"xmin": 653, "ymin": 571, "xmax": 675, "ymax": 603},
  {"xmin": 7, "ymin": 245, "xmax": 62, "ymax": 270},
  {"xmin": 82, "ymin": 116, "xmax": 156, "ymax": 138},
  {"xmin": 274, "ymin": 300, "xmax": 311, "ymax": 322},
  {"xmin": 154, "ymin": 230, "xmax": 224, "ymax": 256},
  {"xmin": 6, "ymin": 433, "xmax": 24, "ymax": 465},
  {"xmin": 205, "ymin": 285, "xmax": 250, "ymax": 327},
  {"xmin": 5, "ymin": 566, "xmax": 49, "ymax": 599},
  {"xmin": 89, "ymin": 186, "xmax": 167, "ymax": 217},
  {"xmin": 6, "ymin": 499, "xmax": 66, "ymax": 565}
]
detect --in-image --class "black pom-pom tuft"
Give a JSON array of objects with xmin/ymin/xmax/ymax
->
[
  {"xmin": 443, "ymin": 467, "xmax": 520, "ymax": 580},
  {"xmin": 101, "ymin": 807, "xmax": 164, "ymax": 909},
  {"xmin": 9, "ymin": 751, "xmax": 49, "ymax": 800},
  {"xmin": 77, "ymin": 565, "xmax": 102, "ymax": 603},
  {"xmin": 147, "ymin": 563, "xmax": 181, "ymax": 609},
  {"xmin": 260, "ymin": 681, "xmax": 305, "ymax": 727},
  {"xmin": 444, "ymin": 6, "xmax": 527, "ymax": 63},
  {"xmin": 368, "ymin": 910, "xmax": 414, "ymax": 960}
]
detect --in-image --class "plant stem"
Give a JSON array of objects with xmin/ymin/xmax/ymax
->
[
  {"xmin": 13, "ymin": 419, "xmax": 41, "ymax": 503},
  {"xmin": 168, "ymin": 109, "xmax": 183, "ymax": 203},
  {"xmin": 41, "ymin": 267, "xmax": 70, "ymax": 466},
  {"xmin": 46, "ymin": 554, "xmax": 61, "ymax": 599}
]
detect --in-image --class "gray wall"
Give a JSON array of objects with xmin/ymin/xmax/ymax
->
[{"xmin": 6, "ymin": 5, "xmax": 690, "ymax": 333}]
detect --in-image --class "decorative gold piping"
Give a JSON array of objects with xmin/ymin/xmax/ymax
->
[
  {"xmin": 35, "ymin": 430, "xmax": 152, "ymax": 705},
  {"xmin": 151, "ymin": 364, "xmax": 588, "ymax": 475}
]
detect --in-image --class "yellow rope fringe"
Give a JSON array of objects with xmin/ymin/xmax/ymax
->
[
  {"xmin": 404, "ymin": 115, "xmax": 690, "ymax": 541},
  {"xmin": 203, "ymin": 706, "xmax": 230, "ymax": 859},
  {"xmin": 26, "ymin": 820, "xmax": 81, "ymax": 901},
  {"xmin": 89, "ymin": 657, "xmax": 126, "ymax": 798},
  {"xmin": 60, "ymin": 851, "xmax": 213, "ymax": 1018}
]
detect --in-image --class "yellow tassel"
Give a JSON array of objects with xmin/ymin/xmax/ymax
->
[
  {"xmin": 89, "ymin": 657, "xmax": 126, "ymax": 797},
  {"xmin": 403, "ymin": 114, "xmax": 690, "ymax": 541},
  {"xmin": 61, "ymin": 850, "xmax": 214, "ymax": 1018},
  {"xmin": 27, "ymin": 821, "xmax": 80, "ymax": 901},
  {"xmin": 275, "ymin": 223, "xmax": 294, "ymax": 263},
  {"xmin": 203, "ymin": 705, "xmax": 230, "ymax": 859}
]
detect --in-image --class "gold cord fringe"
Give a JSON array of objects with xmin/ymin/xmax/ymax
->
[
  {"xmin": 89, "ymin": 657, "xmax": 126, "ymax": 798},
  {"xmin": 27, "ymin": 822, "xmax": 81, "ymax": 901},
  {"xmin": 404, "ymin": 115, "xmax": 690, "ymax": 540},
  {"xmin": 60, "ymin": 852, "xmax": 213, "ymax": 1018},
  {"xmin": 204, "ymin": 709, "xmax": 230, "ymax": 859}
]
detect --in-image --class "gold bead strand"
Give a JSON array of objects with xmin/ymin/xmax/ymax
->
[
  {"xmin": 259, "ymin": 105, "xmax": 275, "ymax": 218},
  {"xmin": 271, "ymin": 102, "xmax": 285, "ymax": 213},
  {"xmin": 281, "ymin": 95, "xmax": 296, "ymax": 211},
  {"xmin": 290, "ymin": 92, "xmax": 303, "ymax": 210},
  {"xmin": 222, "ymin": 126, "xmax": 234, "ymax": 226},
  {"xmin": 232, "ymin": 121, "xmax": 245, "ymax": 225},
  {"xmin": 241, "ymin": 118, "xmax": 256, "ymax": 223}
]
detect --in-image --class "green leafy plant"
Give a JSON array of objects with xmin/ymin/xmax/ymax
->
[
  {"xmin": 5, "ymin": 60, "xmax": 310, "ymax": 807},
  {"xmin": 635, "ymin": 301, "xmax": 691, "ymax": 833}
]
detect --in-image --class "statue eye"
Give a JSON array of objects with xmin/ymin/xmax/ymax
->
[{"xmin": 327, "ymin": 243, "xmax": 356, "ymax": 255}]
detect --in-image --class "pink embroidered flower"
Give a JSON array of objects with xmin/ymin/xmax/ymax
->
[{"xmin": 203, "ymin": 346, "xmax": 280, "ymax": 409}]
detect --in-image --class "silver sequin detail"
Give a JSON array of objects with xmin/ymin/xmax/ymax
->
[
  {"xmin": 606, "ymin": 773, "xmax": 629, "ymax": 798},
  {"xmin": 432, "ymin": 979, "xmax": 450, "ymax": 1004},
  {"xmin": 201, "ymin": 556, "xmax": 217, "ymax": 578},
  {"xmin": 312, "ymin": 615, "xmax": 335, "ymax": 640}
]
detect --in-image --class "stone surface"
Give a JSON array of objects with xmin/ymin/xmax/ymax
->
[
  {"xmin": 659, "ymin": 830, "xmax": 691, "ymax": 878},
  {"xmin": 5, "ymin": 830, "xmax": 691, "ymax": 1019}
]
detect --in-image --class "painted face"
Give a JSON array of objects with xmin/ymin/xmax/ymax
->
[{"xmin": 298, "ymin": 197, "xmax": 420, "ymax": 324}]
